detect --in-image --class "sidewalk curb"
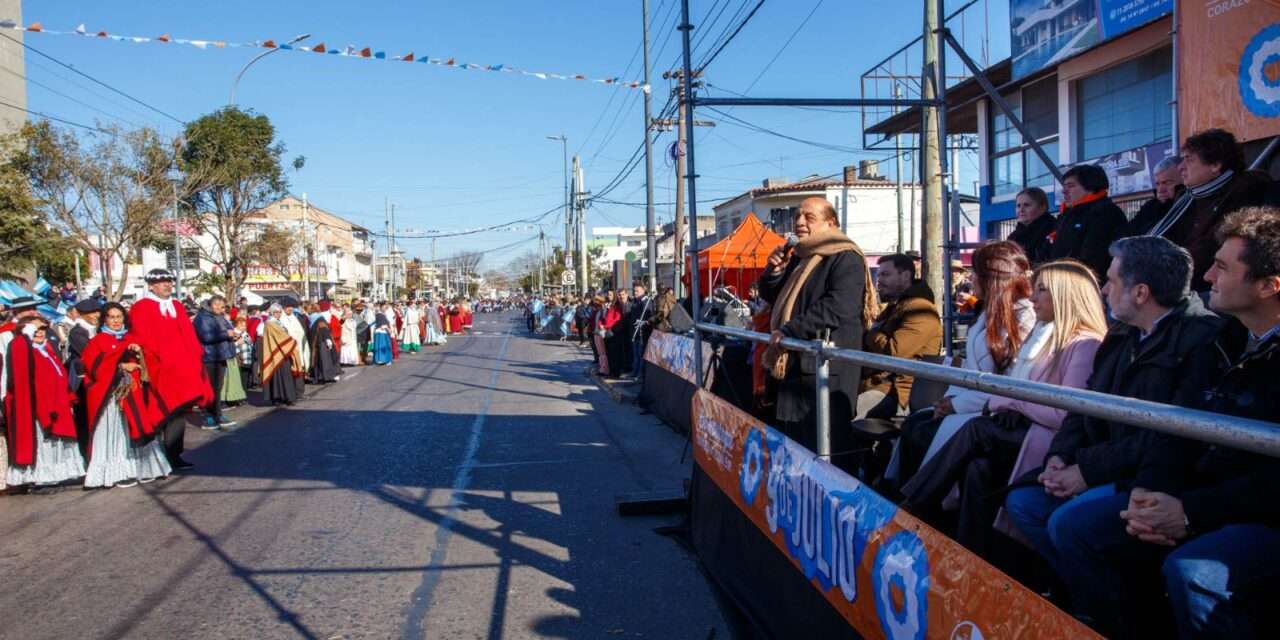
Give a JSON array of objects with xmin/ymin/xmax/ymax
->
[{"xmin": 585, "ymin": 366, "xmax": 640, "ymax": 405}]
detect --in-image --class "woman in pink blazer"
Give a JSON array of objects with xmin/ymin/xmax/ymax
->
[{"xmin": 901, "ymin": 260, "xmax": 1107, "ymax": 556}]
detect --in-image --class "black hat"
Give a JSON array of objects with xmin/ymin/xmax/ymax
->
[
  {"xmin": 144, "ymin": 268, "xmax": 176, "ymax": 284},
  {"xmin": 73, "ymin": 299, "xmax": 103, "ymax": 314},
  {"xmin": 7, "ymin": 295, "xmax": 42, "ymax": 312}
]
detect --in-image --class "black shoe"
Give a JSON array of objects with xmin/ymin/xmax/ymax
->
[{"xmin": 171, "ymin": 458, "xmax": 195, "ymax": 470}]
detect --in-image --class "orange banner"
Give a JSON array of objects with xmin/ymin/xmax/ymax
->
[
  {"xmin": 1179, "ymin": 0, "xmax": 1280, "ymax": 142},
  {"xmin": 691, "ymin": 389, "xmax": 1101, "ymax": 639}
]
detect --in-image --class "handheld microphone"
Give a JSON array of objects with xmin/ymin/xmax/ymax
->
[{"xmin": 784, "ymin": 234, "xmax": 800, "ymax": 250}]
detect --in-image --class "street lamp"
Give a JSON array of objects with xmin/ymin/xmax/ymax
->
[
  {"xmin": 546, "ymin": 134, "xmax": 568, "ymax": 291},
  {"xmin": 229, "ymin": 33, "xmax": 311, "ymax": 106}
]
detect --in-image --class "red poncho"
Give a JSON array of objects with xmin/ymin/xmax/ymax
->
[
  {"xmin": 80, "ymin": 332, "xmax": 165, "ymax": 450},
  {"xmin": 129, "ymin": 296, "xmax": 212, "ymax": 421},
  {"xmin": 4, "ymin": 335, "xmax": 76, "ymax": 466},
  {"xmin": 328, "ymin": 312, "xmax": 342, "ymax": 354}
]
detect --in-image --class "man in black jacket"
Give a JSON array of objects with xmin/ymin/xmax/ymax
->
[
  {"xmin": 1046, "ymin": 208, "xmax": 1280, "ymax": 639},
  {"xmin": 1148, "ymin": 128, "xmax": 1273, "ymax": 295},
  {"xmin": 1123, "ymin": 156, "xmax": 1184, "ymax": 237},
  {"xmin": 1050, "ymin": 164, "xmax": 1128, "ymax": 282},
  {"xmin": 625, "ymin": 282, "xmax": 652, "ymax": 380},
  {"xmin": 1004, "ymin": 237, "xmax": 1222, "ymax": 636}
]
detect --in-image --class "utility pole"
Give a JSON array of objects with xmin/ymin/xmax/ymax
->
[
  {"xmin": 431, "ymin": 238, "xmax": 437, "ymax": 299},
  {"xmin": 173, "ymin": 181, "xmax": 183, "ymax": 298},
  {"xmin": 538, "ymin": 229, "xmax": 546, "ymax": 295},
  {"xmin": 641, "ymin": 0, "xmax": 657, "ymax": 293},
  {"xmin": 390, "ymin": 202, "xmax": 399, "ymax": 300},
  {"xmin": 920, "ymin": 0, "xmax": 945, "ymax": 312},
  {"xmin": 382, "ymin": 198, "xmax": 390, "ymax": 301},
  {"xmin": 894, "ymin": 84, "xmax": 907, "ymax": 253},
  {"xmin": 302, "ymin": 192, "xmax": 311, "ymax": 300},
  {"xmin": 575, "ymin": 155, "xmax": 588, "ymax": 293},
  {"xmin": 656, "ymin": 72, "xmax": 713, "ymax": 299}
]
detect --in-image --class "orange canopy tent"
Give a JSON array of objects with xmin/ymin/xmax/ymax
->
[{"xmin": 684, "ymin": 214, "xmax": 786, "ymax": 296}]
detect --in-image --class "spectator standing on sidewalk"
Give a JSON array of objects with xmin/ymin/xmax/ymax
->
[
  {"xmin": 129, "ymin": 269, "xmax": 211, "ymax": 470},
  {"xmin": 626, "ymin": 283, "xmax": 653, "ymax": 380},
  {"xmin": 758, "ymin": 196, "xmax": 877, "ymax": 463},
  {"xmin": 193, "ymin": 295, "xmax": 239, "ymax": 430}
]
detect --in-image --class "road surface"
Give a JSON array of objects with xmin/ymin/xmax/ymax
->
[{"xmin": 0, "ymin": 312, "xmax": 728, "ymax": 640}]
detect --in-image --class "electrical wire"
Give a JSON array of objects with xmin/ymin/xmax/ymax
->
[
  {"xmin": 0, "ymin": 98, "xmax": 107, "ymax": 133},
  {"xmin": 737, "ymin": 0, "xmax": 824, "ymax": 95},
  {"xmin": 368, "ymin": 203, "xmax": 562, "ymax": 240},
  {"xmin": 0, "ymin": 32, "xmax": 185, "ymax": 124},
  {"xmin": 695, "ymin": 0, "xmax": 765, "ymax": 72}
]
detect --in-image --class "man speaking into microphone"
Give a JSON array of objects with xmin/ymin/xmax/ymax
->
[{"xmin": 758, "ymin": 197, "xmax": 878, "ymax": 471}]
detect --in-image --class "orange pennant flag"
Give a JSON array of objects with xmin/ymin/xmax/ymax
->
[
  {"xmin": 263, "ymin": 39, "xmax": 277, "ymax": 48},
  {"xmin": 26, "ymin": 22, "xmax": 41, "ymax": 32},
  {"xmin": 360, "ymin": 47, "xmax": 371, "ymax": 58},
  {"xmin": 445, "ymin": 58, "xmax": 455, "ymax": 66},
  {"xmin": 402, "ymin": 52, "xmax": 414, "ymax": 62},
  {"xmin": 312, "ymin": 42, "xmax": 326, "ymax": 53},
  {"xmin": 157, "ymin": 34, "xmax": 171, "ymax": 42},
  {"xmin": 96, "ymin": 31, "xmax": 108, "ymax": 37}
]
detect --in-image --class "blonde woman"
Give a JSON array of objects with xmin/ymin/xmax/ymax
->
[{"xmin": 901, "ymin": 259, "xmax": 1107, "ymax": 555}]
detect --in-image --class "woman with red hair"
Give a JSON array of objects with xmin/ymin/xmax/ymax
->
[{"xmin": 890, "ymin": 241, "xmax": 1037, "ymax": 487}]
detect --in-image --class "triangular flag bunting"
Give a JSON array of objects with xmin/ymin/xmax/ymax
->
[
  {"xmin": 157, "ymin": 34, "xmax": 171, "ymax": 42},
  {"xmin": 26, "ymin": 22, "xmax": 41, "ymax": 32},
  {"xmin": 402, "ymin": 52, "xmax": 413, "ymax": 62},
  {"xmin": 312, "ymin": 42, "xmax": 325, "ymax": 53},
  {"xmin": 96, "ymin": 31, "xmax": 108, "ymax": 37},
  {"xmin": 262, "ymin": 39, "xmax": 277, "ymax": 48},
  {"xmin": 360, "ymin": 47, "xmax": 371, "ymax": 58},
  {"xmin": 373, "ymin": 51, "xmax": 385, "ymax": 59},
  {"xmin": 74, "ymin": 24, "xmax": 85, "ymax": 35}
]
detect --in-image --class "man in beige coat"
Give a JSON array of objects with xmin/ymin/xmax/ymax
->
[{"xmin": 858, "ymin": 253, "xmax": 942, "ymax": 419}]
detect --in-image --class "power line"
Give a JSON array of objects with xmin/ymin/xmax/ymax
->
[
  {"xmin": 368, "ymin": 203, "xmax": 562, "ymax": 240},
  {"xmin": 0, "ymin": 98, "xmax": 107, "ymax": 133},
  {"xmin": 0, "ymin": 32, "xmax": 185, "ymax": 125},
  {"xmin": 0, "ymin": 64, "xmax": 145, "ymax": 128},
  {"xmin": 738, "ymin": 0, "xmax": 824, "ymax": 95},
  {"xmin": 0, "ymin": 35, "xmax": 161, "ymax": 126},
  {"xmin": 696, "ymin": 0, "xmax": 766, "ymax": 72},
  {"xmin": 703, "ymin": 106, "xmax": 861, "ymax": 154}
]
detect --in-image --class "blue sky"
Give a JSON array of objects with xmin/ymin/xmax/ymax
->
[{"xmin": 12, "ymin": 1, "xmax": 1009, "ymax": 268}]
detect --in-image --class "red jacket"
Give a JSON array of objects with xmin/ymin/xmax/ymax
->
[
  {"xmin": 4, "ymin": 335, "xmax": 76, "ymax": 466},
  {"xmin": 129, "ymin": 297, "xmax": 212, "ymax": 421},
  {"xmin": 80, "ymin": 332, "xmax": 165, "ymax": 450}
]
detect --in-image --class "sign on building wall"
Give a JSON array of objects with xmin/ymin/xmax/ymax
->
[
  {"xmin": 1180, "ymin": 1, "xmax": 1280, "ymax": 143},
  {"xmin": 1011, "ymin": 0, "xmax": 1172, "ymax": 79},
  {"xmin": 1055, "ymin": 140, "xmax": 1174, "ymax": 201}
]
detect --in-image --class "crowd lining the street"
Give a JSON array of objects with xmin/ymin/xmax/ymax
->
[{"xmin": 0, "ymin": 274, "xmax": 482, "ymax": 492}]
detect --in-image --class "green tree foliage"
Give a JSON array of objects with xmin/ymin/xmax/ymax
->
[
  {"xmin": 181, "ymin": 107, "xmax": 288, "ymax": 295},
  {"xmin": 0, "ymin": 156, "xmax": 77, "ymax": 284}
]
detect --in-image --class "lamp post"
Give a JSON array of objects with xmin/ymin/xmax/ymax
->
[
  {"xmin": 229, "ymin": 33, "xmax": 310, "ymax": 106},
  {"xmin": 546, "ymin": 134, "xmax": 569, "ymax": 292}
]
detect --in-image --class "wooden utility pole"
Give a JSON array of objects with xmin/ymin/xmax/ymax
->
[
  {"xmin": 920, "ymin": 0, "xmax": 944, "ymax": 307},
  {"xmin": 656, "ymin": 72, "xmax": 713, "ymax": 299}
]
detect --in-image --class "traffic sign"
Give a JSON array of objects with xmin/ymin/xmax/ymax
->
[{"xmin": 561, "ymin": 270, "xmax": 576, "ymax": 285}]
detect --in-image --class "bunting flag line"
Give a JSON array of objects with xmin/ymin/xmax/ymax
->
[{"xmin": 2, "ymin": 20, "xmax": 648, "ymax": 92}]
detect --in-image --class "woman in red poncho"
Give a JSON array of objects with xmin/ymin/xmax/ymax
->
[
  {"xmin": 5, "ymin": 317, "xmax": 86, "ymax": 488},
  {"xmin": 81, "ymin": 303, "xmax": 172, "ymax": 488}
]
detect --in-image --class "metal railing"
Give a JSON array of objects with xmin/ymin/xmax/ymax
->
[{"xmin": 695, "ymin": 322, "xmax": 1280, "ymax": 460}]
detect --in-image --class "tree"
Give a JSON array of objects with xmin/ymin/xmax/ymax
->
[
  {"xmin": 180, "ymin": 107, "xmax": 289, "ymax": 296},
  {"xmin": 19, "ymin": 122, "xmax": 180, "ymax": 299},
  {"xmin": 244, "ymin": 225, "xmax": 304, "ymax": 295},
  {"xmin": 0, "ymin": 148, "xmax": 78, "ymax": 284}
]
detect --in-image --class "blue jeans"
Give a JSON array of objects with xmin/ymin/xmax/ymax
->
[
  {"xmin": 1004, "ymin": 483, "xmax": 1116, "ymax": 571},
  {"xmin": 1163, "ymin": 524, "xmax": 1280, "ymax": 639},
  {"xmin": 631, "ymin": 339, "xmax": 645, "ymax": 378}
]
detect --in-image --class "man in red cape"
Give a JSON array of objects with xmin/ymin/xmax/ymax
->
[
  {"xmin": 129, "ymin": 269, "xmax": 211, "ymax": 469},
  {"xmin": 4, "ymin": 321, "xmax": 78, "ymax": 467}
]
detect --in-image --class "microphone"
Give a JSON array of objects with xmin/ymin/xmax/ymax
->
[{"xmin": 784, "ymin": 234, "xmax": 800, "ymax": 250}]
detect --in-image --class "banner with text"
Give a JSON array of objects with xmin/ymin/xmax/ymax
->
[
  {"xmin": 691, "ymin": 389, "xmax": 1099, "ymax": 640},
  {"xmin": 1180, "ymin": 1, "xmax": 1280, "ymax": 142},
  {"xmin": 644, "ymin": 330, "xmax": 706, "ymax": 384}
]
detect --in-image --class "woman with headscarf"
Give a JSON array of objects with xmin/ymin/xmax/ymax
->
[
  {"xmin": 308, "ymin": 306, "xmax": 341, "ymax": 383},
  {"xmin": 372, "ymin": 304, "xmax": 395, "ymax": 366},
  {"xmin": 260, "ymin": 304, "xmax": 304, "ymax": 406},
  {"xmin": 340, "ymin": 307, "xmax": 361, "ymax": 366},
  {"xmin": 758, "ymin": 197, "xmax": 878, "ymax": 462},
  {"xmin": 81, "ymin": 302, "xmax": 171, "ymax": 488},
  {"xmin": 5, "ymin": 317, "xmax": 86, "ymax": 489}
]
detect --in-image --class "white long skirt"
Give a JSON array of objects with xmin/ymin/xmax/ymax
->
[
  {"xmin": 340, "ymin": 341, "xmax": 361, "ymax": 366},
  {"xmin": 401, "ymin": 320, "xmax": 422, "ymax": 347},
  {"xmin": 425, "ymin": 325, "xmax": 447, "ymax": 345},
  {"xmin": 7, "ymin": 421, "xmax": 87, "ymax": 486},
  {"xmin": 84, "ymin": 402, "xmax": 171, "ymax": 488}
]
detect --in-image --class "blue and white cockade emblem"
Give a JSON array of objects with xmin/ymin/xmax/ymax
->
[
  {"xmin": 1239, "ymin": 23, "xmax": 1280, "ymax": 118},
  {"xmin": 873, "ymin": 530, "xmax": 930, "ymax": 640},
  {"xmin": 739, "ymin": 427, "xmax": 765, "ymax": 506}
]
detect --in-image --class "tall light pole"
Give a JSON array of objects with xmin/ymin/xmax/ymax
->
[
  {"xmin": 546, "ymin": 135, "xmax": 569, "ymax": 292},
  {"xmin": 641, "ymin": 0, "xmax": 657, "ymax": 293},
  {"xmin": 229, "ymin": 33, "xmax": 310, "ymax": 106}
]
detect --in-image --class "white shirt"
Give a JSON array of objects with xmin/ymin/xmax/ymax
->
[{"xmin": 144, "ymin": 291, "xmax": 177, "ymax": 318}]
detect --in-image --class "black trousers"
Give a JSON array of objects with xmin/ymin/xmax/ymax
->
[
  {"xmin": 204, "ymin": 361, "xmax": 227, "ymax": 419},
  {"xmin": 900, "ymin": 413, "xmax": 1028, "ymax": 556},
  {"xmin": 894, "ymin": 409, "xmax": 944, "ymax": 488},
  {"xmin": 162, "ymin": 414, "xmax": 186, "ymax": 462}
]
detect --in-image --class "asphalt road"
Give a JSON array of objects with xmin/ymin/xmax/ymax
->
[{"xmin": 0, "ymin": 312, "xmax": 729, "ymax": 640}]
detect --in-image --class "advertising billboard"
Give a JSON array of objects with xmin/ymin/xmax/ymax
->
[
  {"xmin": 1011, "ymin": 0, "xmax": 1172, "ymax": 79},
  {"xmin": 1180, "ymin": 0, "xmax": 1280, "ymax": 143}
]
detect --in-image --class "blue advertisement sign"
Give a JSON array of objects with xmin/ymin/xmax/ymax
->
[{"xmin": 1011, "ymin": 0, "xmax": 1172, "ymax": 79}]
